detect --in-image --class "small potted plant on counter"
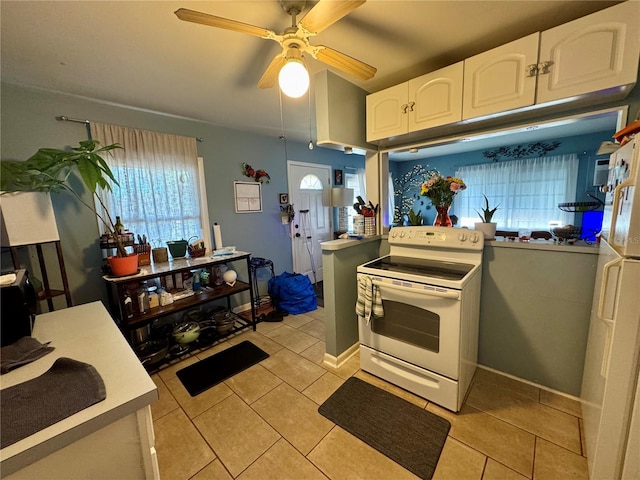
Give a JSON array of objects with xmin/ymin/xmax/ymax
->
[
  {"xmin": 0, "ymin": 140, "xmax": 138, "ymax": 276},
  {"xmin": 474, "ymin": 195, "xmax": 499, "ymax": 240}
]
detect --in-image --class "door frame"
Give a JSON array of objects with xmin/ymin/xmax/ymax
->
[{"xmin": 287, "ymin": 160, "xmax": 333, "ymax": 279}]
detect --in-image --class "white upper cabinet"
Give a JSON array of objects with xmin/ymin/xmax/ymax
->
[
  {"xmin": 463, "ymin": 34, "xmax": 539, "ymax": 120},
  {"xmin": 537, "ymin": 0, "xmax": 640, "ymax": 104},
  {"xmin": 366, "ymin": 82, "xmax": 408, "ymax": 141},
  {"xmin": 367, "ymin": 1, "xmax": 639, "ymax": 141},
  {"xmin": 409, "ymin": 62, "xmax": 464, "ymax": 132},
  {"xmin": 367, "ymin": 62, "xmax": 463, "ymax": 142},
  {"xmin": 463, "ymin": 1, "xmax": 639, "ymax": 121}
]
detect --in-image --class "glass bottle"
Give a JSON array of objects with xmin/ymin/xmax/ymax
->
[
  {"xmin": 193, "ymin": 270, "xmax": 201, "ymax": 292},
  {"xmin": 137, "ymin": 281, "xmax": 150, "ymax": 314},
  {"xmin": 123, "ymin": 290, "xmax": 134, "ymax": 319},
  {"xmin": 115, "ymin": 216, "xmax": 124, "ymax": 235}
]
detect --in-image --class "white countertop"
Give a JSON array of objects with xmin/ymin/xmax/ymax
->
[
  {"xmin": 486, "ymin": 237, "xmax": 599, "ymax": 254},
  {"xmin": 0, "ymin": 301, "xmax": 157, "ymax": 475},
  {"xmin": 321, "ymin": 235, "xmax": 382, "ymax": 251}
]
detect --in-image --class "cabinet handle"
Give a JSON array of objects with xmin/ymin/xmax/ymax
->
[
  {"xmin": 408, "ymin": 101, "xmax": 416, "ymax": 112},
  {"xmin": 537, "ymin": 61, "xmax": 554, "ymax": 75},
  {"xmin": 525, "ymin": 64, "xmax": 538, "ymax": 77},
  {"xmin": 401, "ymin": 103, "xmax": 409, "ymax": 114}
]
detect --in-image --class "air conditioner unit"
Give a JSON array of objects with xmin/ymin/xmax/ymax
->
[{"xmin": 593, "ymin": 158, "xmax": 609, "ymax": 186}]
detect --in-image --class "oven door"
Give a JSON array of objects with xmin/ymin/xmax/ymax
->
[{"xmin": 357, "ymin": 273, "xmax": 461, "ymax": 380}]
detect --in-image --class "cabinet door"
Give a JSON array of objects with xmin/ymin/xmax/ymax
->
[
  {"xmin": 537, "ymin": 1, "xmax": 640, "ymax": 104},
  {"xmin": 463, "ymin": 33, "xmax": 539, "ymax": 120},
  {"xmin": 409, "ymin": 62, "xmax": 463, "ymax": 131},
  {"xmin": 366, "ymin": 82, "xmax": 408, "ymax": 141}
]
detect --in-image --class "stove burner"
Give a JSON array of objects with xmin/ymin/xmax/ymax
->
[{"xmin": 362, "ymin": 255, "xmax": 473, "ymax": 281}]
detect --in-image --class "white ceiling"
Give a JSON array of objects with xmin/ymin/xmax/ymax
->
[{"xmin": 0, "ymin": 0, "xmax": 624, "ymax": 149}]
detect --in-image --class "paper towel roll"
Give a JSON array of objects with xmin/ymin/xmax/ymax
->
[{"xmin": 213, "ymin": 223, "xmax": 223, "ymax": 250}]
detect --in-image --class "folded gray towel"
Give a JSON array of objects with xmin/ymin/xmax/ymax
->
[
  {"xmin": 1, "ymin": 357, "xmax": 106, "ymax": 449},
  {"xmin": 1, "ymin": 336, "xmax": 54, "ymax": 374}
]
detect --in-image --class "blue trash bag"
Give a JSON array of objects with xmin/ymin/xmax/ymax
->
[{"xmin": 268, "ymin": 272, "xmax": 317, "ymax": 314}]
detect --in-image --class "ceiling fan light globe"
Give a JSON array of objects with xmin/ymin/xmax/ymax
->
[{"xmin": 278, "ymin": 59, "xmax": 309, "ymax": 98}]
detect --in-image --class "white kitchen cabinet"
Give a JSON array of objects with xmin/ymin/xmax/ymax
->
[
  {"xmin": 464, "ymin": 1, "xmax": 639, "ymax": 120},
  {"xmin": 537, "ymin": 0, "xmax": 639, "ymax": 104},
  {"xmin": 462, "ymin": 33, "xmax": 539, "ymax": 120},
  {"xmin": 366, "ymin": 82, "xmax": 408, "ymax": 141},
  {"xmin": 367, "ymin": 62, "xmax": 463, "ymax": 142},
  {"xmin": 0, "ymin": 302, "xmax": 159, "ymax": 479},
  {"xmin": 408, "ymin": 62, "xmax": 464, "ymax": 132}
]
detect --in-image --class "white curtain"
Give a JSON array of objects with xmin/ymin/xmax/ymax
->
[
  {"xmin": 454, "ymin": 154, "xmax": 579, "ymax": 229},
  {"xmin": 90, "ymin": 122, "xmax": 201, "ymax": 247}
]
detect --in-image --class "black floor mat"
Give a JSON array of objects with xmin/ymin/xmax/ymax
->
[
  {"xmin": 176, "ymin": 341, "xmax": 269, "ymax": 397},
  {"xmin": 319, "ymin": 377, "xmax": 450, "ymax": 479}
]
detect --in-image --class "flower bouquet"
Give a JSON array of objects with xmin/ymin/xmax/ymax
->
[{"xmin": 420, "ymin": 173, "xmax": 466, "ymax": 226}]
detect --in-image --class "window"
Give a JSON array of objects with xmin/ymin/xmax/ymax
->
[
  {"xmin": 454, "ymin": 154, "xmax": 579, "ymax": 230},
  {"xmin": 300, "ymin": 174, "xmax": 323, "ymax": 190},
  {"xmin": 345, "ymin": 169, "xmax": 365, "ymax": 232},
  {"xmin": 90, "ymin": 122, "xmax": 209, "ymax": 249}
]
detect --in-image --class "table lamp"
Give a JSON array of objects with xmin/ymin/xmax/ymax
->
[{"xmin": 331, "ymin": 187, "xmax": 354, "ymax": 232}]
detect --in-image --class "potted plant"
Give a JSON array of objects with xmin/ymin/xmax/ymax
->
[
  {"xmin": 0, "ymin": 140, "xmax": 138, "ymax": 275},
  {"xmin": 407, "ymin": 209, "xmax": 423, "ymax": 226},
  {"xmin": 474, "ymin": 195, "xmax": 499, "ymax": 240}
]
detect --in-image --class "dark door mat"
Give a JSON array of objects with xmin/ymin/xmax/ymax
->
[
  {"xmin": 318, "ymin": 377, "xmax": 451, "ymax": 480},
  {"xmin": 176, "ymin": 341, "xmax": 269, "ymax": 397}
]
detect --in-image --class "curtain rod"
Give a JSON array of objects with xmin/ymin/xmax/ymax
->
[{"xmin": 55, "ymin": 115, "xmax": 204, "ymax": 142}]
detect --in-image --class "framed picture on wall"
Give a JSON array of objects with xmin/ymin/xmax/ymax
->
[
  {"xmin": 279, "ymin": 193, "xmax": 289, "ymax": 204},
  {"xmin": 234, "ymin": 181, "xmax": 262, "ymax": 213},
  {"xmin": 334, "ymin": 169, "xmax": 343, "ymax": 186}
]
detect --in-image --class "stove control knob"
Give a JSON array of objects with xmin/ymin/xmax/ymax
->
[
  {"xmin": 390, "ymin": 230, "xmax": 398, "ymax": 238},
  {"xmin": 458, "ymin": 232, "xmax": 467, "ymax": 242},
  {"xmin": 399, "ymin": 230, "xmax": 406, "ymax": 238},
  {"xmin": 470, "ymin": 233, "xmax": 480, "ymax": 243}
]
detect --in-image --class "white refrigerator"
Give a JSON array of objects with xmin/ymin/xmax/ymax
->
[{"xmin": 581, "ymin": 137, "xmax": 640, "ymax": 480}]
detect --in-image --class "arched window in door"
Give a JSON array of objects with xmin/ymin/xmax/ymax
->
[{"xmin": 300, "ymin": 174, "xmax": 323, "ymax": 190}]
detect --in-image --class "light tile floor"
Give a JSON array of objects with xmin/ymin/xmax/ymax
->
[{"xmin": 151, "ymin": 306, "xmax": 588, "ymax": 480}]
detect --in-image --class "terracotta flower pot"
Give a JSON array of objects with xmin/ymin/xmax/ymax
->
[{"xmin": 108, "ymin": 254, "xmax": 139, "ymax": 277}]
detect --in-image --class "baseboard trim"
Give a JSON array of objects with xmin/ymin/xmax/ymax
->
[
  {"xmin": 477, "ymin": 364, "xmax": 582, "ymax": 402},
  {"xmin": 323, "ymin": 342, "xmax": 359, "ymax": 369}
]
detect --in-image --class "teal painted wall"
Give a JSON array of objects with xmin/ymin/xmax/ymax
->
[{"xmin": 0, "ymin": 83, "xmax": 365, "ymax": 307}]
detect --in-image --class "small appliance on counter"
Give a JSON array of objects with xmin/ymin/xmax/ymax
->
[{"xmin": 1, "ymin": 269, "xmax": 37, "ymax": 346}]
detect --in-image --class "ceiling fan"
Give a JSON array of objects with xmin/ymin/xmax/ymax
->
[{"xmin": 175, "ymin": 0, "xmax": 377, "ymax": 97}]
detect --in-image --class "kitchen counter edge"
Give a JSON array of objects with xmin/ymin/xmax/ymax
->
[
  {"xmin": 321, "ymin": 235, "xmax": 382, "ymax": 251},
  {"xmin": 0, "ymin": 301, "xmax": 158, "ymax": 475}
]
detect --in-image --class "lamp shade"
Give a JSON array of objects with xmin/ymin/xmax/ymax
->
[
  {"xmin": 331, "ymin": 187, "xmax": 354, "ymax": 207},
  {"xmin": 0, "ymin": 191, "xmax": 60, "ymax": 246},
  {"xmin": 278, "ymin": 58, "xmax": 310, "ymax": 98}
]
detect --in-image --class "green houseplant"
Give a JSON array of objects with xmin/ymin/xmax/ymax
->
[
  {"xmin": 0, "ymin": 140, "xmax": 136, "ymax": 273},
  {"xmin": 474, "ymin": 195, "xmax": 499, "ymax": 240}
]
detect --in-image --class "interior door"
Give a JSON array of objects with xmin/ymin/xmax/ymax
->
[{"xmin": 287, "ymin": 162, "xmax": 331, "ymax": 284}]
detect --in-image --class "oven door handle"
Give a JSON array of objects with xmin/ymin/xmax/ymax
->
[{"xmin": 372, "ymin": 280, "xmax": 461, "ymax": 300}]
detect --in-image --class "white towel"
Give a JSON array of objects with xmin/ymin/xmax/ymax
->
[{"xmin": 355, "ymin": 276, "xmax": 384, "ymax": 324}]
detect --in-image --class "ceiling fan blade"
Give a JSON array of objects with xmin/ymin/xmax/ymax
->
[
  {"xmin": 175, "ymin": 8, "xmax": 274, "ymax": 39},
  {"xmin": 313, "ymin": 46, "xmax": 376, "ymax": 80},
  {"xmin": 258, "ymin": 55, "xmax": 287, "ymax": 89},
  {"xmin": 299, "ymin": 0, "xmax": 366, "ymax": 34}
]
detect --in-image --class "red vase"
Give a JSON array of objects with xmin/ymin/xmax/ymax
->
[{"xmin": 433, "ymin": 205, "xmax": 452, "ymax": 227}]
